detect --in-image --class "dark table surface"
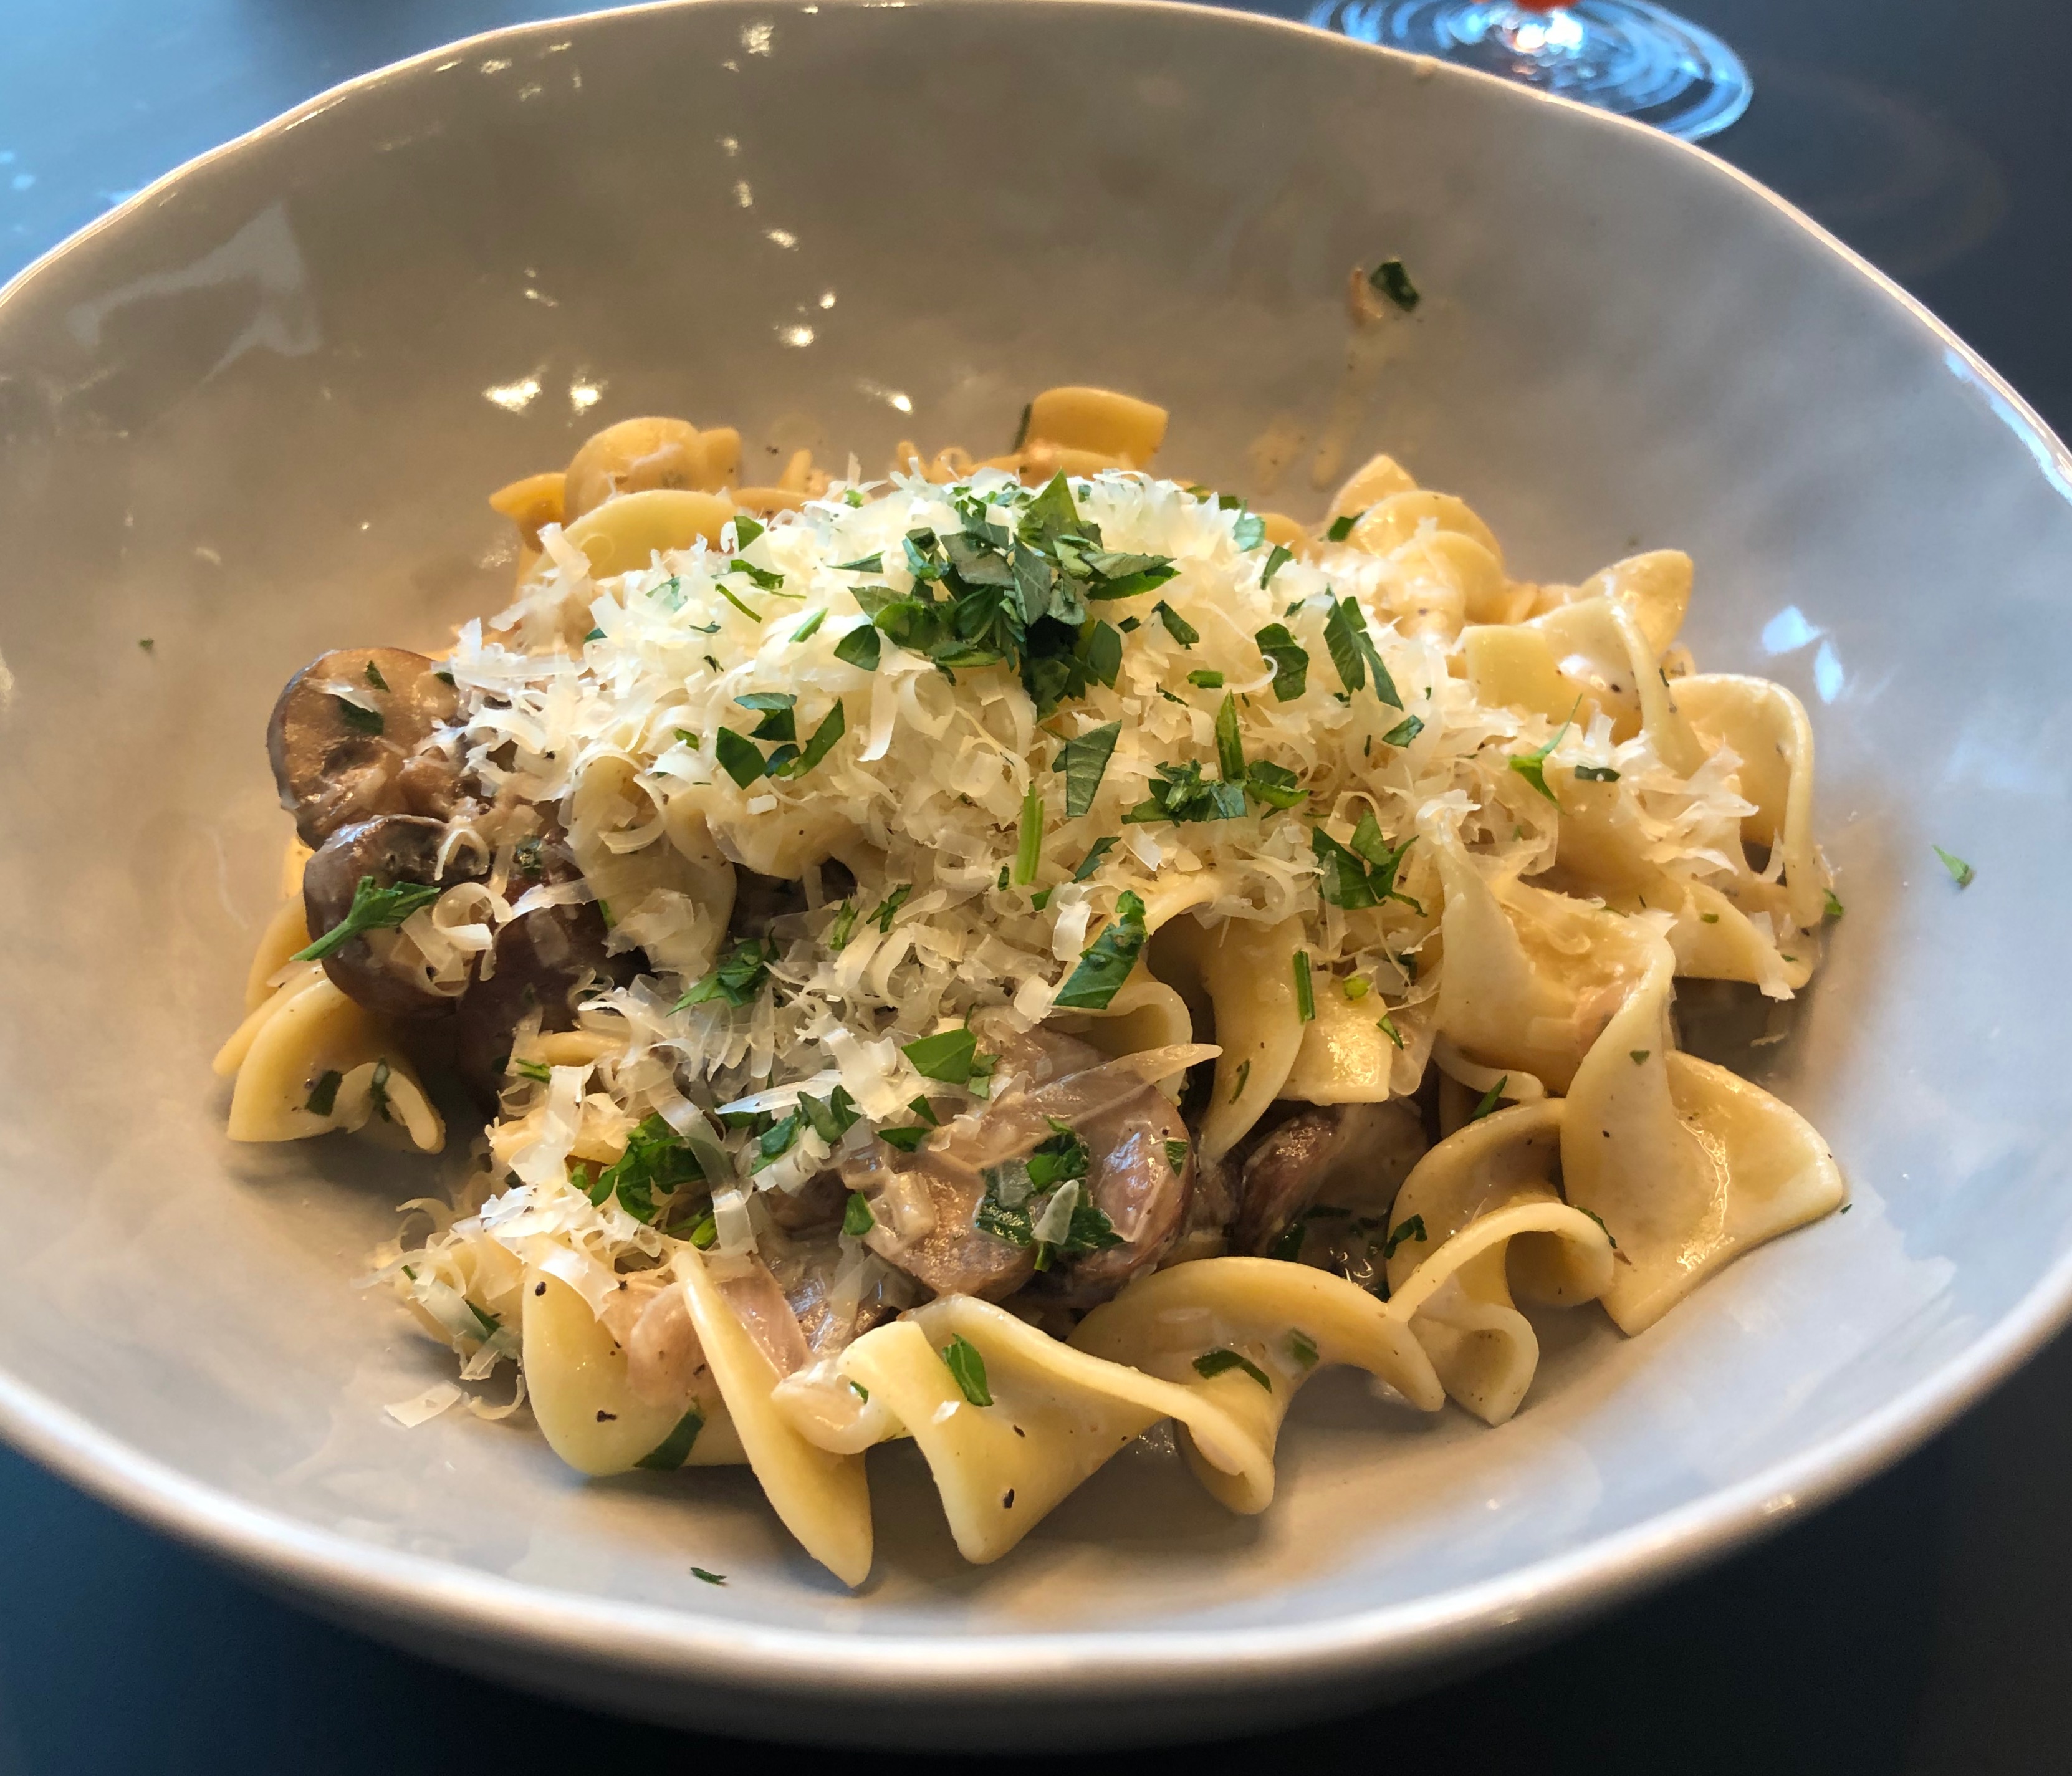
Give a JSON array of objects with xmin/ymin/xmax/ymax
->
[{"xmin": 2, "ymin": 1, "xmax": 2066, "ymax": 1770}]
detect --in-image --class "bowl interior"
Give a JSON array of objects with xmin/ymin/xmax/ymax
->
[{"xmin": 1, "ymin": 0, "xmax": 2068, "ymax": 1742}]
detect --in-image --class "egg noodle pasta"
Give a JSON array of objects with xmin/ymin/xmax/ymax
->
[{"xmin": 219, "ymin": 386, "xmax": 1843, "ymax": 1580}]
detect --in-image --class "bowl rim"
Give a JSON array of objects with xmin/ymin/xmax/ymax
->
[{"xmin": 5, "ymin": 0, "xmax": 2071, "ymax": 1709}]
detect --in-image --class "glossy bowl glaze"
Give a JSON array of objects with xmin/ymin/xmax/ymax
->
[{"xmin": 0, "ymin": 0, "xmax": 2068, "ymax": 1748}]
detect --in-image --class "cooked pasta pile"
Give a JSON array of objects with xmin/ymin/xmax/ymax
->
[{"xmin": 216, "ymin": 386, "xmax": 1843, "ymax": 1583}]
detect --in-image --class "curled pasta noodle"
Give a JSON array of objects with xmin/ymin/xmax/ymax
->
[
  {"xmin": 1381, "ymin": 1101, "xmax": 1614, "ymax": 1424},
  {"xmin": 219, "ymin": 388, "xmax": 1848, "ymax": 1586},
  {"xmin": 1560, "ymin": 936, "xmax": 1844, "ymax": 1333},
  {"xmin": 1073, "ymin": 1258, "xmax": 1444, "ymax": 1512}
]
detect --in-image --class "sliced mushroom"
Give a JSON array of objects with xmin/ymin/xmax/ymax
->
[
  {"xmin": 1233, "ymin": 1100, "xmax": 1429, "ymax": 1258},
  {"xmin": 762, "ymin": 1167, "xmax": 848, "ymax": 1234},
  {"xmin": 842, "ymin": 1035, "xmax": 1199, "ymax": 1310},
  {"xmin": 300, "ymin": 814, "xmax": 482, "ymax": 1019},
  {"xmin": 623, "ymin": 1283, "xmax": 719, "ymax": 1414},
  {"xmin": 267, "ymin": 648, "xmax": 459, "ymax": 847},
  {"xmin": 453, "ymin": 900, "xmax": 631, "ymax": 1102}
]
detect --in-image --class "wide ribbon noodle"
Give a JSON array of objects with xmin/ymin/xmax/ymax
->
[{"xmin": 223, "ymin": 384, "xmax": 1846, "ymax": 1582}]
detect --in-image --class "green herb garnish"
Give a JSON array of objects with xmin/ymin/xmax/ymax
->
[
  {"xmin": 1934, "ymin": 846, "xmax": 1975, "ymax": 888},
  {"xmin": 1058, "ymin": 721, "xmax": 1121, "ymax": 820},
  {"xmin": 634, "ymin": 1408, "xmax": 705, "ymax": 1470},
  {"xmin": 1381, "ymin": 1214, "xmax": 1427, "ymax": 1259},
  {"xmin": 1369, "ymin": 258, "xmax": 1420, "ymax": 310},
  {"xmin": 1470, "ymin": 1077, "xmax": 1508, "ymax": 1120},
  {"xmin": 1149, "ymin": 603, "xmax": 1195, "ymax": 650},
  {"xmin": 1193, "ymin": 1348, "xmax": 1272, "ymax": 1390},
  {"xmin": 1254, "ymin": 624, "xmax": 1309, "ymax": 701},
  {"xmin": 295, "ymin": 876, "xmax": 441, "ymax": 961},
  {"xmin": 674, "ymin": 936, "xmax": 776, "ymax": 1010},
  {"xmin": 843, "ymin": 1191, "xmax": 875, "ymax": 1236},
  {"xmin": 903, "ymin": 1025, "xmax": 982, "ymax": 1085},
  {"xmin": 1052, "ymin": 889, "xmax": 1148, "ymax": 1010},
  {"xmin": 942, "ymin": 1333, "xmax": 994, "ymax": 1406},
  {"xmin": 1293, "ymin": 952, "xmax": 1315, "ymax": 1023}
]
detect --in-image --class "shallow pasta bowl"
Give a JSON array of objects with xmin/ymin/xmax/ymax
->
[{"xmin": 1, "ymin": 0, "xmax": 2069, "ymax": 1748}]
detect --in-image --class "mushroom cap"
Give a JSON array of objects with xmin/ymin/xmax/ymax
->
[{"xmin": 266, "ymin": 648, "xmax": 458, "ymax": 847}]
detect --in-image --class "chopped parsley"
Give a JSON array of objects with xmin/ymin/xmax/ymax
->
[
  {"xmin": 1630, "ymin": 1050, "xmax": 1651, "ymax": 1064},
  {"xmin": 1154, "ymin": 601, "xmax": 1199, "ymax": 645},
  {"xmin": 1187, "ymin": 669, "xmax": 1225, "ymax": 689},
  {"xmin": 295, "ymin": 875, "xmax": 441, "ymax": 961},
  {"xmin": 333, "ymin": 696, "xmax": 383, "ymax": 736},
  {"xmin": 1326, "ymin": 511, "xmax": 1363, "ymax": 542},
  {"xmin": 1470, "ymin": 1077, "xmax": 1509, "ymax": 1121},
  {"xmin": 364, "ymin": 660, "xmax": 390, "ymax": 691},
  {"xmin": 1573, "ymin": 764, "xmax": 1621, "ymax": 783},
  {"xmin": 1934, "ymin": 845, "xmax": 1975, "ymax": 888},
  {"xmin": 1293, "ymin": 952, "xmax": 1315, "ymax": 1023},
  {"xmin": 1229, "ymin": 1058, "xmax": 1251, "ymax": 1103},
  {"xmin": 1381, "ymin": 713, "xmax": 1424, "ymax": 747},
  {"xmin": 1052, "ymin": 890, "xmax": 1148, "ymax": 1010},
  {"xmin": 1322, "ymin": 597, "xmax": 1403, "ymax": 708},
  {"xmin": 1369, "ymin": 257, "xmax": 1421, "ymax": 310},
  {"xmin": 942, "ymin": 1333, "xmax": 994, "ymax": 1406},
  {"xmin": 634, "ymin": 1409, "xmax": 705, "ymax": 1471},
  {"xmin": 903, "ymin": 1025, "xmax": 983, "ymax": 1085},
  {"xmin": 832, "ymin": 623, "xmax": 881, "ymax": 671},
  {"xmin": 1073, "ymin": 837, "xmax": 1120, "ymax": 881},
  {"xmin": 305, "ymin": 1070, "xmax": 343, "ymax": 1116},
  {"xmin": 780, "ymin": 699, "xmax": 847, "ymax": 777},
  {"xmin": 1254, "ymin": 623, "xmax": 1310, "ymax": 701},
  {"xmin": 1381, "ymin": 1214, "xmax": 1427, "ymax": 1259},
  {"xmin": 1576, "ymin": 1206, "xmax": 1618, "ymax": 1249},
  {"xmin": 1260, "ymin": 544, "xmax": 1294, "ymax": 588},
  {"xmin": 800, "ymin": 1085, "xmax": 861, "ymax": 1145},
  {"xmin": 689, "ymin": 1567, "xmax": 727, "ymax": 1585},
  {"xmin": 1342, "ymin": 976, "xmax": 1371, "ymax": 1001},
  {"xmin": 713, "ymin": 725, "xmax": 768, "ymax": 787},
  {"xmin": 827, "ymin": 901, "xmax": 859, "ymax": 949},
  {"xmin": 1311, "ymin": 817, "xmax": 1419, "ymax": 911},
  {"xmin": 1377, "ymin": 1012, "xmax": 1405, "ymax": 1049},
  {"xmin": 843, "ymin": 1191, "xmax": 876, "ymax": 1236},
  {"xmin": 1193, "ymin": 1348, "xmax": 1272, "ymax": 1390},
  {"xmin": 673, "ymin": 936, "xmax": 776, "ymax": 1010},
  {"xmin": 790, "ymin": 608, "xmax": 827, "ymax": 643},
  {"xmin": 1058, "ymin": 721, "xmax": 1121, "ymax": 819},
  {"xmin": 1215, "ymin": 693, "xmax": 1245, "ymax": 784},
  {"xmin": 1164, "ymin": 1138, "xmax": 1189, "ymax": 1175},
  {"xmin": 1014, "ymin": 785, "xmax": 1045, "ymax": 884},
  {"xmin": 512, "ymin": 1058, "xmax": 552, "ymax": 1084},
  {"xmin": 1288, "ymin": 1330, "xmax": 1320, "ymax": 1370},
  {"xmin": 1824, "ymin": 888, "xmax": 1844, "ymax": 920},
  {"xmin": 830, "ymin": 553, "xmax": 884, "ymax": 572},
  {"xmin": 870, "ymin": 884, "xmax": 911, "ymax": 934},
  {"xmin": 1123, "ymin": 759, "xmax": 1246, "ymax": 825},
  {"xmin": 590, "ymin": 1115, "xmax": 704, "ymax": 1222},
  {"xmin": 1508, "ymin": 700, "xmax": 1581, "ymax": 807}
]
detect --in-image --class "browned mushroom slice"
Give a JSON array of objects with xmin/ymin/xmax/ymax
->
[
  {"xmin": 1034, "ymin": 1097, "xmax": 1194, "ymax": 1309},
  {"xmin": 841, "ymin": 1038, "xmax": 1202, "ymax": 1311},
  {"xmin": 1232, "ymin": 1100, "xmax": 1429, "ymax": 1259},
  {"xmin": 267, "ymin": 648, "xmax": 459, "ymax": 847},
  {"xmin": 840, "ymin": 1135, "xmax": 1038, "ymax": 1303},
  {"xmin": 301, "ymin": 814, "xmax": 483, "ymax": 1019},
  {"xmin": 452, "ymin": 901, "xmax": 633, "ymax": 1103}
]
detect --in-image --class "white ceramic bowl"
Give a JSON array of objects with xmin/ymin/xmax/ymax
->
[{"xmin": 2, "ymin": 0, "xmax": 2068, "ymax": 1748}]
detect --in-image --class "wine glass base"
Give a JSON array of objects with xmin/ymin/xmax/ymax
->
[{"xmin": 1310, "ymin": 0, "xmax": 1753, "ymax": 142}]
